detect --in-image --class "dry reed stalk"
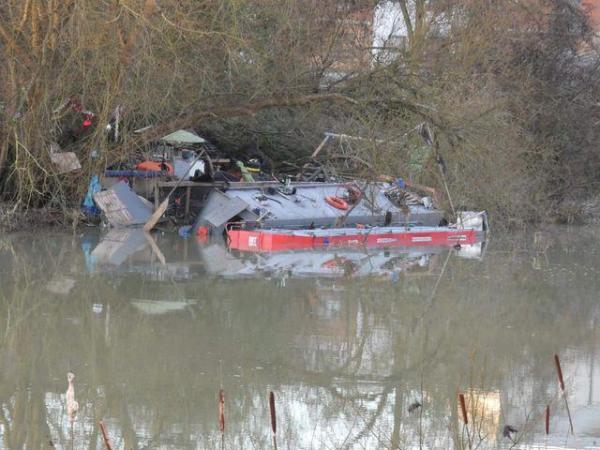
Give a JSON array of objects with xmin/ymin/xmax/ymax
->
[
  {"xmin": 554, "ymin": 354, "xmax": 574, "ymax": 434},
  {"xmin": 99, "ymin": 421, "xmax": 113, "ymax": 450},
  {"xmin": 18, "ymin": 0, "xmax": 31, "ymax": 32},
  {"xmin": 459, "ymin": 393, "xmax": 468, "ymax": 425},
  {"xmin": 30, "ymin": 0, "xmax": 40, "ymax": 56},
  {"xmin": 49, "ymin": 0, "xmax": 58, "ymax": 50}
]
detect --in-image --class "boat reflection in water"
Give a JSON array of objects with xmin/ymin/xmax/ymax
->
[{"xmin": 206, "ymin": 242, "xmax": 485, "ymax": 281}]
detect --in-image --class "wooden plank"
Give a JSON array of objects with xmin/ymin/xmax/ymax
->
[{"xmin": 93, "ymin": 184, "xmax": 152, "ymax": 227}]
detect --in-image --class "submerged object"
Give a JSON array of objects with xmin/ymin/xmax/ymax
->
[
  {"xmin": 193, "ymin": 181, "xmax": 444, "ymax": 237},
  {"xmin": 227, "ymin": 220, "xmax": 485, "ymax": 253},
  {"xmin": 227, "ymin": 211, "xmax": 487, "ymax": 253}
]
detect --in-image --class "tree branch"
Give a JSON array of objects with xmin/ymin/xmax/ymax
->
[{"xmin": 119, "ymin": 92, "xmax": 358, "ymax": 152}]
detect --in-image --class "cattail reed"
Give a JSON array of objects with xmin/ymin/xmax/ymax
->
[
  {"xmin": 269, "ymin": 391, "xmax": 277, "ymax": 450},
  {"xmin": 458, "ymin": 393, "xmax": 468, "ymax": 425},
  {"xmin": 99, "ymin": 421, "xmax": 113, "ymax": 450},
  {"xmin": 554, "ymin": 354, "xmax": 574, "ymax": 434},
  {"xmin": 554, "ymin": 355, "xmax": 565, "ymax": 391},
  {"xmin": 269, "ymin": 391, "xmax": 277, "ymax": 435},
  {"xmin": 219, "ymin": 389, "xmax": 225, "ymax": 434},
  {"xmin": 545, "ymin": 405, "xmax": 550, "ymax": 435}
]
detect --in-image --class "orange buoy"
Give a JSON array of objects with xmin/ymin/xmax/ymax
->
[{"xmin": 325, "ymin": 195, "xmax": 348, "ymax": 210}]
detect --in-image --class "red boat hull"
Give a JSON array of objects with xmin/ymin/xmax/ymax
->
[{"xmin": 227, "ymin": 228, "xmax": 479, "ymax": 253}]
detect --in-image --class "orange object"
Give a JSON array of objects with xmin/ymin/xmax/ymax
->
[
  {"xmin": 227, "ymin": 227, "xmax": 479, "ymax": 253},
  {"xmin": 325, "ymin": 195, "xmax": 348, "ymax": 210},
  {"xmin": 135, "ymin": 160, "xmax": 173, "ymax": 174},
  {"xmin": 196, "ymin": 226, "xmax": 209, "ymax": 243}
]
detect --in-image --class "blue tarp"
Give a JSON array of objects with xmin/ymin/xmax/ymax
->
[{"xmin": 81, "ymin": 175, "xmax": 101, "ymax": 216}]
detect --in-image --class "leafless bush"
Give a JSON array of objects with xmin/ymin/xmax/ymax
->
[{"xmin": 1, "ymin": 0, "xmax": 599, "ymax": 226}]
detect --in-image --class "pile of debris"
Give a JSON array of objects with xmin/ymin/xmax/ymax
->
[{"xmin": 85, "ymin": 128, "xmax": 487, "ymax": 255}]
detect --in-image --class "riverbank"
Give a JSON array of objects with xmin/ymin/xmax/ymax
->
[{"xmin": 0, "ymin": 203, "xmax": 82, "ymax": 232}]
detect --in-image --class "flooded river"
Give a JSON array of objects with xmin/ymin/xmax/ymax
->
[{"xmin": 1, "ymin": 227, "xmax": 600, "ymax": 449}]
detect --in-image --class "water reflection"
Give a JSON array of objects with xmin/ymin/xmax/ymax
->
[
  {"xmin": 85, "ymin": 228, "xmax": 485, "ymax": 281},
  {"xmin": 0, "ymin": 228, "xmax": 599, "ymax": 449}
]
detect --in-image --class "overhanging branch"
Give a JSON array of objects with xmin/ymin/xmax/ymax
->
[{"xmin": 120, "ymin": 93, "xmax": 358, "ymax": 152}]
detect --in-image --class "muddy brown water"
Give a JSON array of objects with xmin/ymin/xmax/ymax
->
[{"xmin": 1, "ymin": 227, "xmax": 599, "ymax": 449}]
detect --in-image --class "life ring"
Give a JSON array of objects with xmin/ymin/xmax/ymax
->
[{"xmin": 325, "ymin": 195, "xmax": 348, "ymax": 210}]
